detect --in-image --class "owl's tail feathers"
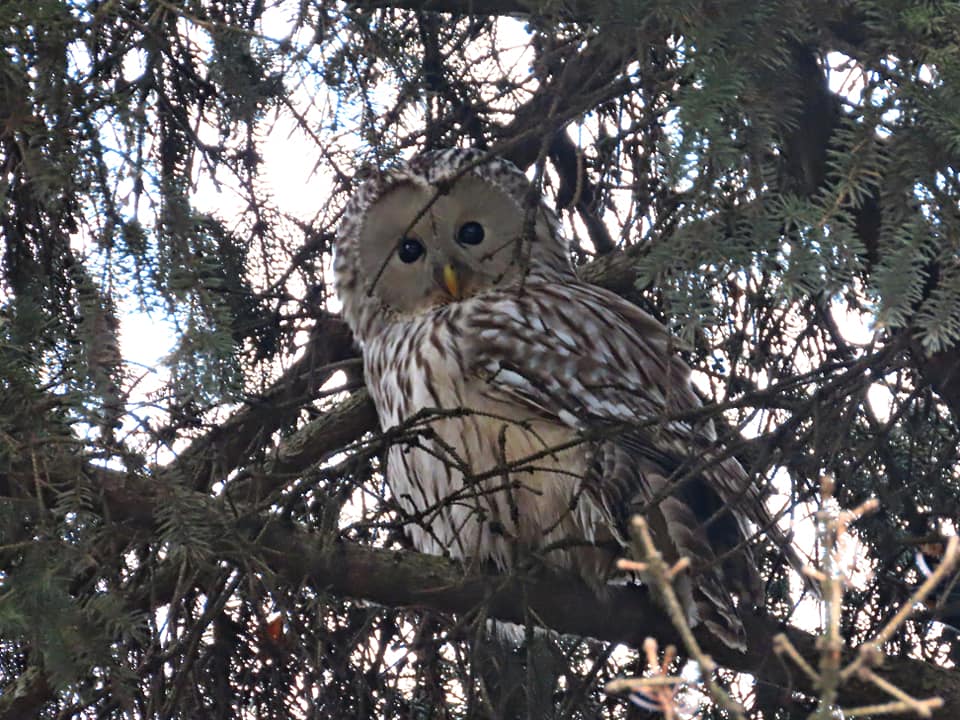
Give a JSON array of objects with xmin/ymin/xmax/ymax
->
[
  {"xmin": 664, "ymin": 543, "xmax": 749, "ymax": 653},
  {"xmin": 648, "ymin": 493, "xmax": 750, "ymax": 653},
  {"xmin": 693, "ymin": 577, "xmax": 749, "ymax": 652}
]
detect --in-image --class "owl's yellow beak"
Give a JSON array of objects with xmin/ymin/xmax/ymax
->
[{"xmin": 441, "ymin": 263, "xmax": 462, "ymax": 299}]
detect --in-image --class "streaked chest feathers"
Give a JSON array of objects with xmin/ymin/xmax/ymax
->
[{"xmin": 365, "ymin": 302, "xmax": 615, "ymax": 578}]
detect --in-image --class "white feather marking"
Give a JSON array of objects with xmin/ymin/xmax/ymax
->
[
  {"xmin": 495, "ymin": 367, "xmax": 531, "ymax": 390},
  {"xmin": 557, "ymin": 409, "xmax": 581, "ymax": 428},
  {"xmin": 611, "ymin": 403, "xmax": 635, "ymax": 419},
  {"xmin": 500, "ymin": 302, "xmax": 526, "ymax": 326},
  {"xmin": 552, "ymin": 329, "xmax": 578, "ymax": 348}
]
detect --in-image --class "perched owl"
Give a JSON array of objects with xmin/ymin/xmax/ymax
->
[{"xmin": 335, "ymin": 148, "xmax": 789, "ymax": 651}]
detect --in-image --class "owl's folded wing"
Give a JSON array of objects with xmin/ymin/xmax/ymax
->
[
  {"xmin": 468, "ymin": 280, "xmax": 800, "ymax": 520},
  {"xmin": 467, "ymin": 281, "xmax": 747, "ymax": 497},
  {"xmin": 466, "ymin": 280, "xmax": 807, "ymax": 591},
  {"xmin": 465, "ymin": 282, "xmax": 775, "ymax": 649}
]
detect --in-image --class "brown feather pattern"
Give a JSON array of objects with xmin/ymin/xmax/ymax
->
[{"xmin": 335, "ymin": 149, "xmax": 803, "ymax": 652}]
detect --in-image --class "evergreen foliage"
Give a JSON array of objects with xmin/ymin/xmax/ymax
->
[{"xmin": 1, "ymin": 0, "xmax": 959, "ymax": 717}]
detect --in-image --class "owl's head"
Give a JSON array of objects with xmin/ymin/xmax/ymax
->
[{"xmin": 334, "ymin": 148, "xmax": 573, "ymax": 345}]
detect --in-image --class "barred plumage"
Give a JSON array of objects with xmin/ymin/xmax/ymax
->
[{"xmin": 334, "ymin": 148, "xmax": 792, "ymax": 650}]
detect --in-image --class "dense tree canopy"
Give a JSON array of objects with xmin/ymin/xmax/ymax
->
[{"xmin": 2, "ymin": 0, "xmax": 960, "ymax": 717}]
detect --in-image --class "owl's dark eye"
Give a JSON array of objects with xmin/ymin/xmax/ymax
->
[
  {"xmin": 457, "ymin": 221, "xmax": 485, "ymax": 246},
  {"xmin": 397, "ymin": 237, "xmax": 425, "ymax": 263}
]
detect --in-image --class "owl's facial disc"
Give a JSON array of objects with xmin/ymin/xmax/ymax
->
[{"xmin": 357, "ymin": 175, "xmax": 542, "ymax": 316}]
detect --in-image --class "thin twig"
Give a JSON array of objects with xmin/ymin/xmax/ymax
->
[
  {"xmin": 841, "ymin": 535, "xmax": 960, "ymax": 682},
  {"xmin": 773, "ymin": 477, "xmax": 952, "ymax": 718},
  {"xmin": 617, "ymin": 517, "xmax": 747, "ymax": 720},
  {"xmin": 772, "ymin": 633, "xmax": 819, "ymax": 685},
  {"xmin": 844, "ymin": 698, "xmax": 944, "ymax": 718}
]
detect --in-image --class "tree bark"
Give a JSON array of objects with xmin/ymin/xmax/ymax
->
[{"xmin": 251, "ymin": 520, "xmax": 960, "ymax": 717}]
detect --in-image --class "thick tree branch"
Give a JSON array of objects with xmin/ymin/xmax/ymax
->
[
  {"xmin": 246, "ymin": 522, "xmax": 960, "ymax": 718},
  {"xmin": 0, "ymin": 665, "xmax": 52, "ymax": 720},
  {"xmin": 162, "ymin": 314, "xmax": 358, "ymax": 492},
  {"xmin": 229, "ymin": 388, "xmax": 378, "ymax": 505}
]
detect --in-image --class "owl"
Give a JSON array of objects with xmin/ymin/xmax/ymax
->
[{"xmin": 334, "ymin": 147, "xmax": 786, "ymax": 651}]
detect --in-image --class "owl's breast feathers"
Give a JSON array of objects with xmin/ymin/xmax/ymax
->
[
  {"xmin": 364, "ymin": 299, "xmax": 615, "ymax": 579},
  {"xmin": 360, "ymin": 278, "xmax": 799, "ymax": 651}
]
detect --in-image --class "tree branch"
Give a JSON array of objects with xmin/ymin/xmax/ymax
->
[
  {"xmin": 7, "ymin": 381, "xmax": 960, "ymax": 717},
  {"xmin": 0, "ymin": 665, "xmax": 52, "ymax": 720},
  {"xmin": 162, "ymin": 314, "xmax": 358, "ymax": 492},
  {"xmin": 246, "ymin": 521, "xmax": 960, "ymax": 718}
]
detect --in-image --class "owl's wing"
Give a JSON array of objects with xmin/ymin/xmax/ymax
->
[
  {"xmin": 468, "ymin": 281, "xmax": 795, "ymax": 650},
  {"xmin": 469, "ymin": 281, "xmax": 767, "ymax": 522}
]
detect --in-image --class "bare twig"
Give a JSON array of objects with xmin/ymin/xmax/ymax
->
[
  {"xmin": 841, "ymin": 536, "xmax": 960, "ymax": 682},
  {"xmin": 774, "ymin": 477, "xmax": 956, "ymax": 718},
  {"xmin": 616, "ymin": 516, "xmax": 747, "ymax": 720},
  {"xmin": 605, "ymin": 637, "xmax": 685, "ymax": 719}
]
